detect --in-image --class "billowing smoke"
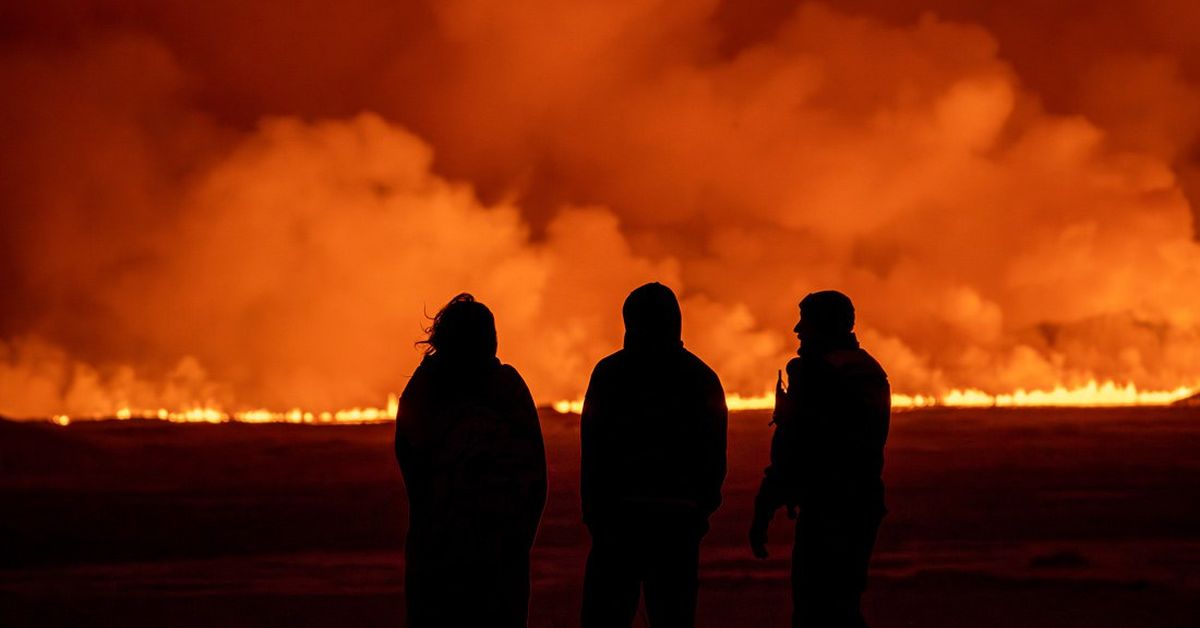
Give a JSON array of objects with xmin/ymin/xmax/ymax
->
[{"xmin": 1, "ymin": 1, "xmax": 1199, "ymax": 416}]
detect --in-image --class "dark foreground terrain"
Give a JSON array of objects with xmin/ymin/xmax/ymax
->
[{"xmin": 2, "ymin": 407, "xmax": 1199, "ymax": 627}]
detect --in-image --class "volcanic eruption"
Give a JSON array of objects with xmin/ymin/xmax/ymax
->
[{"xmin": 2, "ymin": 1, "xmax": 1199, "ymax": 420}]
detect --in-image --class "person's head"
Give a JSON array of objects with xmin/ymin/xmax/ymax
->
[
  {"xmin": 622, "ymin": 282, "xmax": 683, "ymax": 349},
  {"xmin": 419, "ymin": 293, "xmax": 498, "ymax": 359},
  {"xmin": 794, "ymin": 290, "xmax": 855, "ymax": 343}
]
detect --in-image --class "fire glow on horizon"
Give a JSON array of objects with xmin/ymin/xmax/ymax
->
[
  {"xmin": 48, "ymin": 395, "xmax": 402, "ymax": 427},
  {"xmin": 43, "ymin": 380, "xmax": 1196, "ymax": 427},
  {"xmin": 555, "ymin": 380, "xmax": 1197, "ymax": 414}
]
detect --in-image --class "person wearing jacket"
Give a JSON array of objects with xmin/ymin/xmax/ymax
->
[
  {"xmin": 395, "ymin": 293, "xmax": 547, "ymax": 628},
  {"xmin": 750, "ymin": 290, "xmax": 890, "ymax": 628},
  {"xmin": 580, "ymin": 282, "xmax": 728, "ymax": 628}
]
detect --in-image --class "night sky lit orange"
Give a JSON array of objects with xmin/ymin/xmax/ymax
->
[{"xmin": 2, "ymin": 0, "xmax": 1199, "ymax": 419}]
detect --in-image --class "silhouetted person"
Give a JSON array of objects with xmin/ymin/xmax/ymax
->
[
  {"xmin": 394, "ymin": 294, "xmax": 547, "ymax": 628},
  {"xmin": 749, "ymin": 290, "xmax": 890, "ymax": 628},
  {"xmin": 580, "ymin": 282, "xmax": 727, "ymax": 628}
]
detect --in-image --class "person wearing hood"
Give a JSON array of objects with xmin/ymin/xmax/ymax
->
[
  {"xmin": 394, "ymin": 293, "xmax": 547, "ymax": 628},
  {"xmin": 579, "ymin": 282, "xmax": 728, "ymax": 628},
  {"xmin": 749, "ymin": 290, "xmax": 890, "ymax": 628}
]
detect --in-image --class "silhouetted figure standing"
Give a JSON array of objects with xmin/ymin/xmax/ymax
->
[
  {"xmin": 580, "ymin": 282, "xmax": 728, "ymax": 628},
  {"xmin": 750, "ymin": 291, "xmax": 890, "ymax": 628},
  {"xmin": 395, "ymin": 294, "xmax": 547, "ymax": 628}
]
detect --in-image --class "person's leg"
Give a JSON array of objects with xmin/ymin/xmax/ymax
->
[
  {"xmin": 798, "ymin": 515, "xmax": 880, "ymax": 628},
  {"xmin": 642, "ymin": 532, "xmax": 700, "ymax": 628},
  {"xmin": 406, "ymin": 559, "xmax": 464, "ymax": 627},
  {"xmin": 791, "ymin": 516, "xmax": 828, "ymax": 628},
  {"xmin": 582, "ymin": 531, "xmax": 642, "ymax": 628},
  {"xmin": 404, "ymin": 534, "xmax": 439, "ymax": 628},
  {"xmin": 489, "ymin": 550, "xmax": 532, "ymax": 628},
  {"xmin": 842, "ymin": 517, "xmax": 880, "ymax": 628},
  {"xmin": 404, "ymin": 555, "xmax": 428, "ymax": 628}
]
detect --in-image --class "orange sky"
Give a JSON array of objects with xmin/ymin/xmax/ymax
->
[{"xmin": 2, "ymin": 1, "xmax": 1199, "ymax": 415}]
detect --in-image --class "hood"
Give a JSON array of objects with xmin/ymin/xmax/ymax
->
[{"xmin": 622, "ymin": 282, "xmax": 683, "ymax": 351}]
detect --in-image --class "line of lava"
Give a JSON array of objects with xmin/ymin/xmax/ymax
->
[
  {"xmin": 48, "ymin": 395, "xmax": 401, "ymax": 427},
  {"xmin": 43, "ymin": 381, "xmax": 1196, "ymax": 427},
  {"xmin": 553, "ymin": 380, "xmax": 1196, "ymax": 414}
]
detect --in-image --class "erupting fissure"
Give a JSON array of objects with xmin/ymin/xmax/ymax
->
[
  {"xmin": 552, "ymin": 380, "xmax": 1197, "ymax": 415},
  {"xmin": 44, "ymin": 381, "xmax": 1196, "ymax": 426},
  {"xmin": 47, "ymin": 395, "xmax": 401, "ymax": 426}
]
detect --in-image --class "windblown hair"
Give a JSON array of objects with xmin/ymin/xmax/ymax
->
[{"xmin": 417, "ymin": 293, "xmax": 498, "ymax": 358}]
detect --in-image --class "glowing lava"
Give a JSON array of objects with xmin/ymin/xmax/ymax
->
[
  {"xmin": 42, "ymin": 381, "xmax": 1198, "ymax": 426},
  {"xmin": 552, "ymin": 380, "xmax": 1196, "ymax": 414},
  {"xmin": 49, "ymin": 395, "xmax": 402, "ymax": 426}
]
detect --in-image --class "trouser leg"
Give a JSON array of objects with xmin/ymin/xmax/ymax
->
[
  {"xmin": 791, "ymin": 515, "xmax": 880, "ymax": 628},
  {"xmin": 403, "ymin": 556, "xmax": 428, "ymax": 628},
  {"xmin": 582, "ymin": 532, "xmax": 642, "ymax": 628},
  {"xmin": 642, "ymin": 535, "xmax": 700, "ymax": 628},
  {"xmin": 488, "ymin": 551, "xmax": 532, "ymax": 628},
  {"xmin": 791, "ymin": 519, "xmax": 821, "ymax": 628},
  {"xmin": 404, "ymin": 538, "xmax": 446, "ymax": 628}
]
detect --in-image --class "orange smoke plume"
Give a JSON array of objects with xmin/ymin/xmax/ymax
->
[{"xmin": 2, "ymin": 1, "xmax": 1199, "ymax": 417}]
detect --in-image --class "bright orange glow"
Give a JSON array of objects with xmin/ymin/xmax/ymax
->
[
  {"xmin": 49, "ymin": 394, "xmax": 402, "ymax": 426},
  {"xmin": 40, "ymin": 380, "xmax": 1198, "ymax": 426},
  {"xmin": 898, "ymin": 381, "xmax": 1196, "ymax": 408},
  {"xmin": 4, "ymin": 3, "xmax": 1200, "ymax": 420},
  {"xmin": 551, "ymin": 400, "xmax": 584, "ymax": 415},
  {"xmin": 549, "ymin": 380, "xmax": 1197, "ymax": 415}
]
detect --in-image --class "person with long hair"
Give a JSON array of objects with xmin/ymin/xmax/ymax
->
[{"xmin": 394, "ymin": 293, "xmax": 547, "ymax": 627}]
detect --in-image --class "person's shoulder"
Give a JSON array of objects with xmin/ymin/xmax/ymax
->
[
  {"xmin": 784, "ymin": 356, "xmax": 804, "ymax": 379},
  {"xmin": 406, "ymin": 361, "xmax": 427, "ymax": 381},
  {"xmin": 857, "ymin": 347, "xmax": 886, "ymax": 374},
  {"xmin": 592, "ymin": 350, "xmax": 625, "ymax": 373},
  {"xmin": 581, "ymin": 351, "xmax": 624, "ymax": 392},
  {"xmin": 681, "ymin": 348, "xmax": 721, "ymax": 382},
  {"xmin": 497, "ymin": 362, "xmax": 529, "ymax": 385},
  {"xmin": 828, "ymin": 347, "xmax": 887, "ymax": 380},
  {"xmin": 400, "ymin": 359, "xmax": 434, "ymax": 397}
]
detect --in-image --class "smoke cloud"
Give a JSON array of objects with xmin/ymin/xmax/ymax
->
[{"xmin": 2, "ymin": 1, "xmax": 1199, "ymax": 415}]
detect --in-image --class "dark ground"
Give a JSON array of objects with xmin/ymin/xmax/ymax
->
[{"xmin": 2, "ymin": 407, "xmax": 1199, "ymax": 627}]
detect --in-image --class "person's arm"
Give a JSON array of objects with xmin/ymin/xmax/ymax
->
[
  {"xmin": 394, "ymin": 364, "xmax": 428, "ymax": 474},
  {"xmin": 579, "ymin": 363, "xmax": 606, "ymax": 529},
  {"xmin": 750, "ymin": 358, "xmax": 802, "ymax": 558},
  {"xmin": 859, "ymin": 373, "xmax": 891, "ymax": 482},
  {"xmin": 699, "ymin": 370, "xmax": 728, "ymax": 518},
  {"xmin": 505, "ymin": 366, "xmax": 547, "ymax": 547},
  {"xmin": 761, "ymin": 359, "xmax": 804, "ymax": 506},
  {"xmin": 394, "ymin": 400, "xmax": 411, "ymax": 474},
  {"xmin": 873, "ymin": 377, "xmax": 892, "ymax": 453},
  {"xmin": 394, "ymin": 363, "xmax": 435, "ymax": 512}
]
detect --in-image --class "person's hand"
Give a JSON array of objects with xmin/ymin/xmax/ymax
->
[
  {"xmin": 749, "ymin": 516, "xmax": 770, "ymax": 559},
  {"xmin": 771, "ymin": 369, "xmax": 790, "ymax": 426}
]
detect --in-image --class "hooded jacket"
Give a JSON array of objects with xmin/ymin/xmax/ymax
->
[
  {"xmin": 580, "ymin": 285, "xmax": 727, "ymax": 530},
  {"xmin": 758, "ymin": 334, "xmax": 890, "ymax": 520}
]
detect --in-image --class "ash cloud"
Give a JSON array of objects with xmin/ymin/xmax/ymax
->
[{"xmin": 1, "ymin": 1, "xmax": 1199, "ymax": 415}]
